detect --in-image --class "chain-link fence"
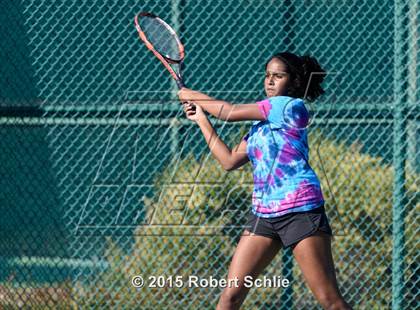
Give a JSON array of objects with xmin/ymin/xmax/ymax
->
[{"xmin": 0, "ymin": 0, "xmax": 419, "ymax": 309}]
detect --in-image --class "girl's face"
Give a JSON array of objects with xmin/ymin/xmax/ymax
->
[{"xmin": 264, "ymin": 58, "xmax": 290, "ymax": 98}]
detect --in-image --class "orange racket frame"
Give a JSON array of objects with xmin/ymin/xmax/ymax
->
[{"xmin": 134, "ymin": 12, "xmax": 185, "ymax": 89}]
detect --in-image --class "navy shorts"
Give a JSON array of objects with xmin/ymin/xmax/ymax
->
[{"xmin": 244, "ymin": 206, "xmax": 333, "ymax": 248}]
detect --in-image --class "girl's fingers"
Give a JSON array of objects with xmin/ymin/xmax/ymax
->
[{"xmin": 183, "ymin": 101, "xmax": 197, "ymax": 118}]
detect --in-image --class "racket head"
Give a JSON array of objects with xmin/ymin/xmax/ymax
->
[{"xmin": 135, "ymin": 12, "xmax": 185, "ymax": 63}]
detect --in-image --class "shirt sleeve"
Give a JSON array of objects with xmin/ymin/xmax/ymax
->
[{"xmin": 257, "ymin": 96, "xmax": 309, "ymax": 128}]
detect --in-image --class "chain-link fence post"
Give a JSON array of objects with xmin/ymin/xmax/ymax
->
[
  {"xmin": 280, "ymin": 248, "xmax": 294, "ymax": 309},
  {"xmin": 392, "ymin": 0, "xmax": 409, "ymax": 308}
]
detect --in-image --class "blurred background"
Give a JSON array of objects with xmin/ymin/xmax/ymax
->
[{"xmin": 0, "ymin": 0, "xmax": 418, "ymax": 308}]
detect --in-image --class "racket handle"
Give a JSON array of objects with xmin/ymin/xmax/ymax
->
[{"xmin": 176, "ymin": 79, "xmax": 185, "ymax": 89}]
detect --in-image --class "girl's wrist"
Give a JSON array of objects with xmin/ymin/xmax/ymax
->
[{"xmin": 196, "ymin": 115, "xmax": 209, "ymax": 126}]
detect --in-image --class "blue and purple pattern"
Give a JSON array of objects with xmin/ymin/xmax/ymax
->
[{"xmin": 244, "ymin": 96, "xmax": 324, "ymax": 218}]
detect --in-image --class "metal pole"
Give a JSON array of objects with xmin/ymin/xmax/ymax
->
[
  {"xmin": 283, "ymin": 0, "xmax": 295, "ymax": 52},
  {"xmin": 280, "ymin": 2, "xmax": 295, "ymax": 308},
  {"xmin": 407, "ymin": 0, "xmax": 419, "ymax": 173},
  {"xmin": 171, "ymin": 0, "xmax": 182, "ymax": 104},
  {"xmin": 171, "ymin": 0, "xmax": 183, "ymax": 160},
  {"xmin": 280, "ymin": 248, "xmax": 294, "ymax": 309},
  {"xmin": 407, "ymin": 0, "xmax": 418, "ymax": 107},
  {"xmin": 392, "ymin": 0, "xmax": 408, "ymax": 308},
  {"xmin": 170, "ymin": 117, "xmax": 180, "ymax": 161}
]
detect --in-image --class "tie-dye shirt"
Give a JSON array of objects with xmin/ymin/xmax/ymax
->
[{"xmin": 244, "ymin": 96, "xmax": 324, "ymax": 218}]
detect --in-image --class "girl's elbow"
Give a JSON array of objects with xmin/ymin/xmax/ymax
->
[
  {"xmin": 223, "ymin": 166, "xmax": 235, "ymax": 172},
  {"xmin": 221, "ymin": 162, "xmax": 236, "ymax": 171}
]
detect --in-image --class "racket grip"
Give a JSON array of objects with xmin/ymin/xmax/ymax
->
[{"xmin": 176, "ymin": 79, "xmax": 185, "ymax": 89}]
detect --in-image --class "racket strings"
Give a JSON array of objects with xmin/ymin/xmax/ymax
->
[{"xmin": 139, "ymin": 16, "xmax": 181, "ymax": 61}]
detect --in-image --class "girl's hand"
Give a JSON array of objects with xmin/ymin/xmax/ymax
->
[
  {"xmin": 178, "ymin": 87, "xmax": 198, "ymax": 103},
  {"xmin": 183, "ymin": 101, "xmax": 206, "ymax": 123}
]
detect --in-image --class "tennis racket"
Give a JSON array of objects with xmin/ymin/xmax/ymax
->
[{"xmin": 134, "ymin": 12, "xmax": 185, "ymax": 89}]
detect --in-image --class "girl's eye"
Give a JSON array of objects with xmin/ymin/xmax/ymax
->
[{"xmin": 266, "ymin": 73, "xmax": 284, "ymax": 79}]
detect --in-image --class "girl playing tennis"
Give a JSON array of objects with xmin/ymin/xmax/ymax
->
[{"xmin": 178, "ymin": 52, "xmax": 352, "ymax": 310}]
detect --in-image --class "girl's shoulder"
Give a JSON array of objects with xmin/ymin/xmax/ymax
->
[{"xmin": 258, "ymin": 96, "xmax": 308, "ymax": 129}]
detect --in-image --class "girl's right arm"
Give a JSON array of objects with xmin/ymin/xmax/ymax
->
[{"xmin": 179, "ymin": 88, "xmax": 265, "ymax": 122}]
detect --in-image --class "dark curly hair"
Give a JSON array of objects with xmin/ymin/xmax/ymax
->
[{"xmin": 265, "ymin": 52, "xmax": 326, "ymax": 102}]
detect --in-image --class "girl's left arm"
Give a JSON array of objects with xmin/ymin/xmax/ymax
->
[
  {"xmin": 184, "ymin": 102, "xmax": 249, "ymax": 171},
  {"xmin": 178, "ymin": 88, "xmax": 265, "ymax": 122}
]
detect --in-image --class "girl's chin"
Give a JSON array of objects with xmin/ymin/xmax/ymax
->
[{"xmin": 266, "ymin": 91, "xmax": 287, "ymax": 98}]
